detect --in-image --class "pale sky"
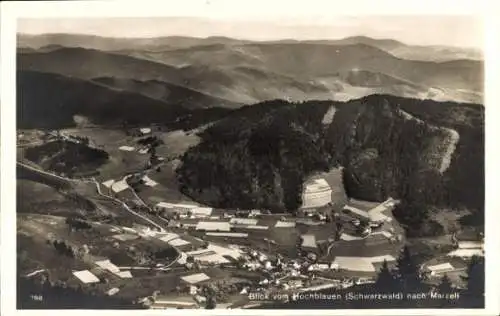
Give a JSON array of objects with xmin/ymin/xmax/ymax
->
[{"xmin": 18, "ymin": 16, "xmax": 483, "ymax": 49}]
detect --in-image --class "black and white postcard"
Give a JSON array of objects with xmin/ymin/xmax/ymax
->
[{"xmin": 1, "ymin": 1, "xmax": 498, "ymax": 315}]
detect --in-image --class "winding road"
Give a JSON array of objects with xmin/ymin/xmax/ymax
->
[{"xmin": 17, "ymin": 160, "xmax": 189, "ymax": 268}]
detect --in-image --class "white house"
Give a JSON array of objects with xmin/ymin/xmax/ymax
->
[
  {"xmin": 195, "ymin": 221, "xmax": 231, "ymax": 232},
  {"xmin": 426, "ymin": 262, "xmax": 455, "ymax": 276},
  {"xmin": 301, "ymin": 234, "xmax": 317, "ymax": 249},
  {"xmin": 139, "ymin": 127, "xmax": 152, "ymax": 135},
  {"xmin": 301, "ymin": 178, "xmax": 332, "ymax": 209}
]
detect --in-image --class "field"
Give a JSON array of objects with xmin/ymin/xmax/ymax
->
[
  {"xmin": 155, "ymin": 129, "xmax": 202, "ymax": 157},
  {"xmin": 58, "ymin": 127, "xmax": 201, "ymax": 181},
  {"xmin": 60, "ymin": 128, "xmax": 149, "ymax": 180},
  {"xmin": 17, "ymin": 180, "xmax": 81, "ymax": 217},
  {"xmin": 17, "ymin": 167, "xmax": 160, "ymax": 228},
  {"xmin": 135, "ymin": 171, "xmax": 193, "ymax": 205}
]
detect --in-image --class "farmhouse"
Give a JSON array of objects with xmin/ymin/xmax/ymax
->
[
  {"xmin": 168, "ymin": 238, "xmax": 191, "ymax": 247},
  {"xmin": 102, "ymin": 179, "xmax": 115, "ymax": 188},
  {"xmin": 426, "ymin": 263, "xmax": 455, "ymax": 276},
  {"xmin": 115, "ymin": 271, "xmax": 133, "ymax": 278},
  {"xmin": 156, "ymin": 202, "xmax": 200, "ymax": 213},
  {"xmin": 275, "ymin": 221, "xmax": 296, "ymax": 228},
  {"xmin": 331, "ymin": 257, "xmax": 375, "ymax": 272},
  {"xmin": 331, "ymin": 255, "xmax": 397, "ymax": 273},
  {"xmin": 243, "ymin": 225, "xmax": 268, "ymax": 230},
  {"xmin": 118, "ymin": 146, "xmax": 135, "ymax": 152},
  {"xmin": 194, "ymin": 253, "xmax": 231, "ymax": 264},
  {"xmin": 150, "ymin": 297, "xmax": 199, "ymax": 309},
  {"xmin": 72, "ymin": 270, "xmax": 100, "ymax": 284},
  {"xmin": 139, "ymin": 127, "xmax": 152, "ymax": 135},
  {"xmin": 111, "ymin": 178, "xmax": 129, "ymax": 193},
  {"xmin": 95, "ymin": 259, "xmax": 120, "ymax": 274},
  {"xmin": 196, "ymin": 221, "xmax": 231, "ymax": 232},
  {"xmin": 341, "ymin": 197, "xmax": 397, "ymax": 224},
  {"xmin": 457, "ymin": 241, "xmax": 483, "ymax": 249},
  {"xmin": 230, "ymin": 218, "xmax": 259, "ymax": 226},
  {"xmin": 191, "ymin": 207, "xmax": 213, "ymax": 218},
  {"xmin": 301, "ymin": 178, "xmax": 332, "ymax": 209},
  {"xmin": 448, "ymin": 236, "xmax": 484, "ymax": 258},
  {"xmin": 206, "ymin": 232, "xmax": 249, "ymax": 238},
  {"xmin": 142, "ymin": 175, "xmax": 158, "ymax": 187},
  {"xmin": 301, "ymin": 234, "xmax": 317, "ymax": 249},
  {"xmin": 181, "ymin": 273, "xmax": 211, "ymax": 284},
  {"xmin": 158, "ymin": 232, "xmax": 180, "ymax": 243},
  {"xmin": 448, "ymin": 248, "xmax": 484, "ymax": 258}
]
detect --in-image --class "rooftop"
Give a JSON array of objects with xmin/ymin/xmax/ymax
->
[
  {"xmin": 230, "ymin": 218, "xmax": 259, "ymax": 226},
  {"xmin": 447, "ymin": 248, "xmax": 484, "ymax": 258},
  {"xmin": 457, "ymin": 241, "xmax": 483, "ymax": 249},
  {"xmin": 191, "ymin": 207, "xmax": 213, "ymax": 216},
  {"xmin": 206, "ymin": 232, "xmax": 248, "ymax": 238},
  {"xmin": 142, "ymin": 175, "xmax": 158, "ymax": 187},
  {"xmin": 304, "ymin": 178, "xmax": 332, "ymax": 193},
  {"xmin": 102, "ymin": 179, "xmax": 115, "ymax": 188},
  {"xmin": 158, "ymin": 233, "xmax": 180, "ymax": 243},
  {"xmin": 301, "ymin": 234, "xmax": 317, "ymax": 248},
  {"xmin": 168, "ymin": 238, "xmax": 191, "ymax": 247},
  {"xmin": 95, "ymin": 259, "xmax": 120, "ymax": 273},
  {"xmin": 195, "ymin": 221, "xmax": 231, "ymax": 232},
  {"xmin": 115, "ymin": 271, "xmax": 133, "ymax": 278},
  {"xmin": 118, "ymin": 145, "xmax": 135, "ymax": 152},
  {"xmin": 111, "ymin": 178, "xmax": 129, "ymax": 193},
  {"xmin": 332, "ymin": 255, "xmax": 397, "ymax": 272},
  {"xmin": 181, "ymin": 273, "xmax": 211, "ymax": 284},
  {"xmin": 72, "ymin": 270, "xmax": 100, "ymax": 284},
  {"xmin": 275, "ymin": 221, "xmax": 296, "ymax": 228},
  {"xmin": 427, "ymin": 262, "xmax": 455, "ymax": 273},
  {"xmin": 156, "ymin": 202, "xmax": 200, "ymax": 210}
]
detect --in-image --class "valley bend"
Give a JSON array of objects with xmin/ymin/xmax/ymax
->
[{"xmin": 13, "ymin": 13, "xmax": 485, "ymax": 312}]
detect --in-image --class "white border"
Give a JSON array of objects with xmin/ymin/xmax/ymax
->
[{"xmin": 1, "ymin": 0, "xmax": 499, "ymax": 315}]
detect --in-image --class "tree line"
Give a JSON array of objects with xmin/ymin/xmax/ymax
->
[{"xmin": 176, "ymin": 95, "xmax": 484, "ymax": 236}]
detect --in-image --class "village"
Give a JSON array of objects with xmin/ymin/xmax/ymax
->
[{"xmin": 17, "ymin": 126, "xmax": 485, "ymax": 309}]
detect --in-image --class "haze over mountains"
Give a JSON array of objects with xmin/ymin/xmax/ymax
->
[{"xmin": 18, "ymin": 33, "xmax": 483, "ymax": 107}]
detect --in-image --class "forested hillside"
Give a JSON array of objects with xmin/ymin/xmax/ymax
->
[
  {"xmin": 176, "ymin": 95, "xmax": 484, "ymax": 233},
  {"xmin": 17, "ymin": 70, "xmax": 233, "ymax": 130}
]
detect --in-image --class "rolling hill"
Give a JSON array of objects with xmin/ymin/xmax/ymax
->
[
  {"xmin": 17, "ymin": 47, "xmax": 333, "ymax": 104},
  {"xmin": 107, "ymin": 41, "xmax": 482, "ymax": 90},
  {"xmin": 18, "ymin": 43, "xmax": 483, "ymax": 104},
  {"xmin": 17, "ymin": 33, "xmax": 249, "ymax": 51},
  {"xmin": 18, "ymin": 33, "xmax": 482, "ymax": 62},
  {"xmin": 308, "ymin": 36, "xmax": 483, "ymax": 62},
  {"xmin": 91, "ymin": 77, "xmax": 240, "ymax": 109},
  {"xmin": 17, "ymin": 47, "xmax": 186, "ymax": 84}
]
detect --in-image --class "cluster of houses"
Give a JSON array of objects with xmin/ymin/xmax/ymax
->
[
  {"xmin": 71, "ymin": 258, "xmax": 134, "ymax": 297},
  {"xmin": 422, "ymin": 233, "xmax": 484, "ymax": 281}
]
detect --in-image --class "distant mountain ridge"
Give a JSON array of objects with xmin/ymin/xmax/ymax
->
[
  {"xmin": 91, "ymin": 77, "xmax": 240, "ymax": 109},
  {"xmin": 18, "ymin": 33, "xmax": 483, "ymax": 62},
  {"xmin": 17, "ymin": 41, "xmax": 483, "ymax": 104}
]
